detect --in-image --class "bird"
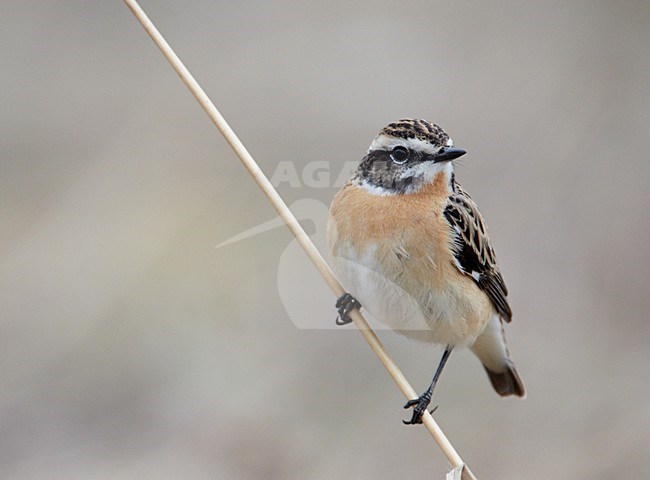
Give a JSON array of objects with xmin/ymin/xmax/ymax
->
[{"xmin": 327, "ymin": 119, "xmax": 525, "ymax": 425}]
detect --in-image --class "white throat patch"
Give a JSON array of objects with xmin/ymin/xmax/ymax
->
[
  {"xmin": 355, "ymin": 161, "xmax": 454, "ymax": 196},
  {"xmin": 398, "ymin": 160, "xmax": 453, "ymax": 187}
]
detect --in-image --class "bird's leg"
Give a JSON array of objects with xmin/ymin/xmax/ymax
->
[
  {"xmin": 403, "ymin": 345, "xmax": 454, "ymax": 425},
  {"xmin": 335, "ymin": 293, "xmax": 361, "ymax": 326}
]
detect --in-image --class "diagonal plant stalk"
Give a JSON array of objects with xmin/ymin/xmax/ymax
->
[{"xmin": 122, "ymin": 1, "xmax": 477, "ymax": 478}]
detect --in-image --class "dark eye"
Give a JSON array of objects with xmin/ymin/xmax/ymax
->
[{"xmin": 390, "ymin": 146, "xmax": 409, "ymax": 164}]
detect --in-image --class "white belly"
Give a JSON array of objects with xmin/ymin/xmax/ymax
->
[{"xmin": 330, "ymin": 243, "xmax": 491, "ymax": 346}]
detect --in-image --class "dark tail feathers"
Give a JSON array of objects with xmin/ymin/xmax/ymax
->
[{"xmin": 484, "ymin": 363, "xmax": 526, "ymax": 398}]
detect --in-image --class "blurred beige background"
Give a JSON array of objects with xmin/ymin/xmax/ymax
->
[{"xmin": 1, "ymin": 1, "xmax": 649, "ymax": 479}]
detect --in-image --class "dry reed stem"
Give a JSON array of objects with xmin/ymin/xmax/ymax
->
[{"xmin": 122, "ymin": 1, "xmax": 477, "ymax": 478}]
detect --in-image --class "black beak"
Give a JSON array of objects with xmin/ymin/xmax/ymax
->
[{"xmin": 434, "ymin": 147, "xmax": 467, "ymax": 162}]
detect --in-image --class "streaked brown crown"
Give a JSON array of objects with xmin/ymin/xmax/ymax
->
[{"xmin": 379, "ymin": 119, "xmax": 450, "ymax": 147}]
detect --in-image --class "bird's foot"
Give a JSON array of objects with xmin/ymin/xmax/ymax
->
[
  {"xmin": 335, "ymin": 293, "xmax": 361, "ymax": 326},
  {"xmin": 403, "ymin": 392, "xmax": 437, "ymax": 425}
]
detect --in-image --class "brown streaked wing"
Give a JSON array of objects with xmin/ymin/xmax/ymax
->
[{"xmin": 443, "ymin": 184, "xmax": 512, "ymax": 322}]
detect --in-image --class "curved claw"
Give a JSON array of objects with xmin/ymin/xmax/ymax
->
[
  {"xmin": 335, "ymin": 315, "xmax": 353, "ymax": 326},
  {"xmin": 403, "ymin": 409, "xmax": 425, "ymax": 425},
  {"xmin": 334, "ymin": 293, "xmax": 361, "ymax": 326},
  {"xmin": 402, "ymin": 393, "xmax": 434, "ymax": 425},
  {"xmin": 403, "ymin": 398, "xmax": 420, "ymax": 409},
  {"xmin": 402, "ymin": 405, "xmax": 439, "ymax": 424},
  {"xmin": 403, "ymin": 418, "xmax": 420, "ymax": 425}
]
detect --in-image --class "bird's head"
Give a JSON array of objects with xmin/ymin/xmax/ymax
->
[{"xmin": 354, "ymin": 119, "xmax": 466, "ymax": 195}]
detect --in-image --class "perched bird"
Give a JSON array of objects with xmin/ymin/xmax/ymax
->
[{"xmin": 327, "ymin": 119, "xmax": 525, "ymax": 425}]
